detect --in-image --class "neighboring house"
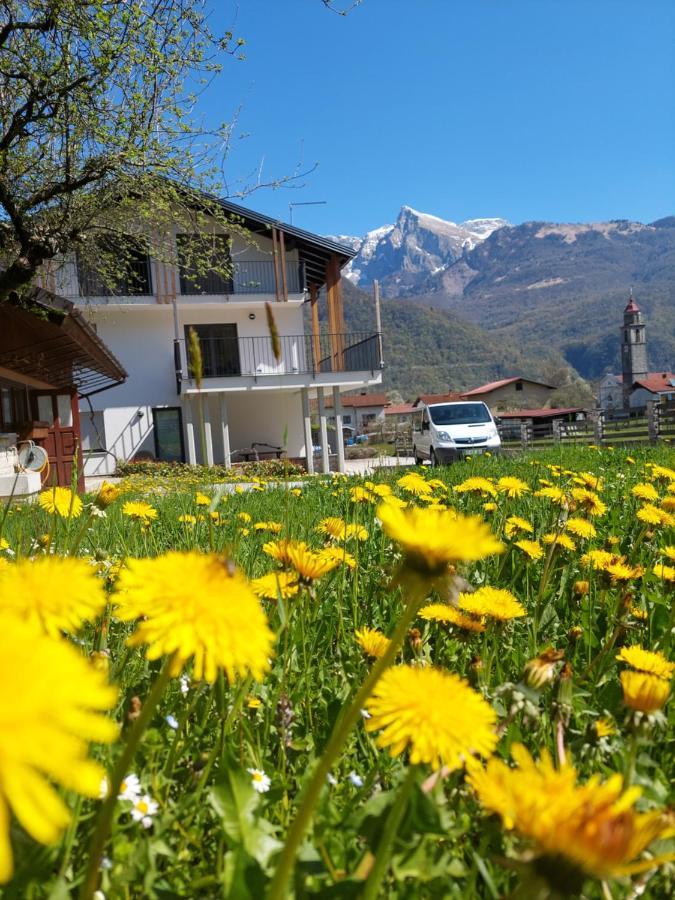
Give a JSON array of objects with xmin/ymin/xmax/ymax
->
[
  {"xmin": 320, "ymin": 391, "xmax": 390, "ymax": 431},
  {"xmin": 628, "ymin": 372, "xmax": 675, "ymax": 411},
  {"xmin": 51, "ymin": 196, "xmax": 382, "ymax": 474},
  {"xmin": 461, "ymin": 377, "xmax": 555, "ymax": 412},
  {"xmin": 383, "ymin": 402, "xmax": 416, "ymax": 421},
  {"xmin": 0, "ymin": 288, "xmax": 126, "ymax": 494}
]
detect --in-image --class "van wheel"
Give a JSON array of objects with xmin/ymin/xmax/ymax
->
[{"xmin": 430, "ymin": 449, "xmax": 437, "ymax": 467}]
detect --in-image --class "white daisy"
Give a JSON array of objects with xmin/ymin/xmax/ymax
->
[
  {"xmin": 180, "ymin": 675, "xmax": 190, "ymax": 696},
  {"xmin": 130, "ymin": 794, "xmax": 159, "ymax": 828},
  {"xmin": 247, "ymin": 767, "xmax": 271, "ymax": 794},
  {"xmin": 118, "ymin": 773, "xmax": 142, "ymax": 802},
  {"xmin": 348, "ymin": 771, "xmax": 364, "ymax": 788}
]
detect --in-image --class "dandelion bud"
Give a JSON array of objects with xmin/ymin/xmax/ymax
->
[
  {"xmin": 95, "ymin": 482, "xmax": 122, "ymax": 509},
  {"xmin": 573, "ymin": 580, "xmax": 589, "ymax": 597},
  {"xmin": 408, "ymin": 627, "xmax": 423, "ymax": 651},
  {"xmin": 568, "ymin": 625, "xmax": 583, "ymax": 641},
  {"xmin": 524, "ymin": 647, "xmax": 564, "ymax": 689},
  {"xmin": 127, "ymin": 696, "xmax": 142, "ymax": 722}
]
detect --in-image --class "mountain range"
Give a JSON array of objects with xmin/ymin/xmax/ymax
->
[{"xmin": 330, "ymin": 208, "xmax": 675, "ymax": 396}]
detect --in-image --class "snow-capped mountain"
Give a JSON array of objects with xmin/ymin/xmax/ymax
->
[{"xmin": 330, "ymin": 206, "xmax": 509, "ymax": 296}]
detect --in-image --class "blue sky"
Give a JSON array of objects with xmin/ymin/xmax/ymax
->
[{"xmin": 204, "ymin": 0, "xmax": 675, "ymax": 236}]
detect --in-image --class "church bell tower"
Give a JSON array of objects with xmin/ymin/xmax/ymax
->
[{"xmin": 621, "ymin": 291, "xmax": 648, "ymax": 407}]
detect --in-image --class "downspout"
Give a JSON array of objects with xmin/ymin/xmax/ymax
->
[{"xmin": 172, "ymin": 296, "xmax": 183, "ymax": 395}]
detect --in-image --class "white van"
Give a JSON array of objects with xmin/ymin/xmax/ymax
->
[{"xmin": 412, "ymin": 401, "xmax": 501, "ymax": 465}]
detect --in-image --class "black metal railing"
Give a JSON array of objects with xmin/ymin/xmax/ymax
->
[
  {"xmin": 180, "ymin": 331, "xmax": 381, "ymax": 378},
  {"xmin": 180, "ymin": 259, "xmax": 305, "ymax": 296}
]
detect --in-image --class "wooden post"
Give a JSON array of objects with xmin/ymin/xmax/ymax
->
[
  {"xmin": 326, "ymin": 255, "xmax": 345, "ymax": 371},
  {"xmin": 301, "ymin": 387, "xmax": 314, "ymax": 474},
  {"xmin": 279, "ymin": 229, "xmax": 288, "ymax": 301},
  {"xmin": 333, "ymin": 385, "xmax": 345, "ymax": 473},
  {"xmin": 647, "ymin": 400, "xmax": 660, "ymax": 444},
  {"xmin": 202, "ymin": 394, "xmax": 214, "ymax": 466},
  {"xmin": 183, "ymin": 396, "xmax": 196, "ymax": 464},
  {"xmin": 317, "ymin": 387, "xmax": 330, "ymax": 473},
  {"xmin": 310, "ymin": 283, "xmax": 321, "ymax": 371}
]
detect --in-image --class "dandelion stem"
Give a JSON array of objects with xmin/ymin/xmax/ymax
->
[
  {"xmin": 268, "ymin": 573, "xmax": 424, "ymax": 900},
  {"xmin": 79, "ymin": 655, "xmax": 174, "ymax": 900},
  {"xmin": 362, "ymin": 766, "xmax": 416, "ymax": 900}
]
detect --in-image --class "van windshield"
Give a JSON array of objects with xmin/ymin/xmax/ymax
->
[{"xmin": 429, "ymin": 403, "xmax": 491, "ymax": 426}]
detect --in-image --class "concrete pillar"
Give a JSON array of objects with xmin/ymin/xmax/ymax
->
[
  {"xmin": 183, "ymin": 395, "xmax": 196, "ymax": 465},
  {"xmin": 317, "ymin": 387, "xmax": 330, "ymax": 474},
  {"xmin": 219, "ymin": 394, "xmax": 231, "ymax": 467},
  {"xmin": 202, "ymin": 394, "xmax": 214, "ymax": 466},
  {"xmin": 301, "ymin": 387, "xmax": 314, "ymax": 475},
  {"xmin": 333, "ymin": 386, "xmax": 345, "ymax": 473}
]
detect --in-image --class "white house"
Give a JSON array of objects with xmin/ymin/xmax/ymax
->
[{"xmin": 46, "ymin": 197, "xmax": 383, "ymax": 475}]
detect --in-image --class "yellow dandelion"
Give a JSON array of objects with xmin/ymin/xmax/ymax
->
[
  {"xmin": 524, "ymin": 647, "xmax": 565, "ymax": 688},
  {"xmin": 648, "ymin": 463, "xmax": 675, "ymax": 482},
  {"xmin": 38, "ymin": 487, "xmax": 83, "ymax": 519},
  {"xmin": 397, "ymin": 473, "xmax": 433, "ymax": 496},
  {"xmin": 0, "ymin": 616, "xmax": 117, "ymax": 882},
  {"xmin": 604, "ymin": 560, "xmax": 643, "ymax": 582},
  {"xmin": 459, "ymin": 586, "xmax": 526, "ymax": 621},
  {"xmin": 595, "ymin": 717, "xmax": 616, "ymax": 738},
  {"xmin": 630, "ymin": 606, "xmax": 648, "ymax": 621},
  {"xmin": 355, "ymin": 627, "xmax": 391, "ymax": 659},
  {"xmin": 318, "ymin": 546, "xmax": 357, "ymax": 569},
  {"xmin": 653, "ymin": 562, "xmax": 675, "ymax": 582},
  {"xmin": 253, "ymin": 521, "xmax": 283, "ymax": 534},
  {"xmin": 368, "ymin": 482, "xmax": 393, "ymax": 498},
  {"xmin": 178, "ymin": 514, "xmax": 197, "ymax": 525},
  {"xmin": 238, "ymin": 512, "xmax": 252, "ymax": 523},
  {"xmin": 365, "ymin": 665, "xmax": 498, "ymax": 770},
  {"xmin": 289, "ymin": 488, "xmax": 302, "ymax": 497},
  {"xmin": 661, "ymin": 496, "xmax": 675, "ymax": 512},
  {"xmin": 573, "ymin": 580, "xmax": 590, "ymax": 596},
  {"xmin": 535, "ymin": 485, "xmax": 567, "ymax": 505},
  {"xmin": 251, "ymin": 571, "xmax": 299, "ymax": 601},
  {"xmin": 570, "ymin": 488, "xmax": 607, "ymax": 516},
  {"xmin": 0, "ymin": 556, "xmax": 106, "ymax": 636},
  {"xmin": 497, "ymin": 476, "xmax": 530, "ymax": 498},
  {"xmin": 195, "ymin": 492, "xmax": 211, "ymax": 506},
  {"xmin": 483, "ymin": 501, "xmax": 497, "ymax": 513},
  {"xmin": 565, "ymin": 517, "xmax": 597, "ymax": 539},
  {"xmin": 468, "ymin": 743, "xmax": 673, "ymax": 881},
  {"xmin": 664, "ymin": 545, "xmax": 675, "ymax": 561},
  {"xmin": 122, "ymin": 500, "xmax": 158, "ymax": 525},
  {"xmin": 616, "ymin": 645, "xmax": 674, "ymax": 680},
  {"xmin": 377, "ymin": 503, "xmax": 503, "ymax": 576},
  {"xmin": 542, "ymin": 532, "xmax": 576, "ymax": 552},
  {"xmin": 631, "ymin": 482, "xmax": 659, "ymax": 502},
  {"xmin": 515, "ymin": 539, "xmax": 544, "ymax": 561},
  {"xmin": 637, "ymin": 504, "xmax": 674, "ymax": 527},
  {"xmin": 454, "ymin": 476, "xmax": 497, "ymax": 498},
  {"xmin": 419, "ymin": 602, "xmax": 485, "ymax": 632},
  {"xmin": 262, "ymin": 538, "xmax": 298, "ymax": 567},
  {"xmin": 582, "ymin": 549, "xmax": 616, "ymax": 571},
  {"xmin": 287, "ymin": 544, "xmax": 340, "ymax": 581},
  {"xmin": 316, "ymin": 517, "xmax": 347, "ymax": 539},
  {"xmin": 94, "ymin": 482, "xmax": 121, "ymax": 509},
  {"xmin": 114, "ymin": 552, "xmax": 274, "ymax": 683},
  {"xmin": 350, "ymin": 486, "xmax": 374, "ymax": 503},
  {"xmin": 620, "ymin": 670, "xmax": 670, "ymax": 713},
  {"xmin": 504, "ymin": 515, "xmax": 534, "ymax": 538}
]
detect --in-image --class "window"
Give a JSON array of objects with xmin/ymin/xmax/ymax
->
[
  {"xmin": 81, "ymin": 411, "xmax": 106, "ymax": 452},
  {"xmin": 77, "ymin": 239, "xmax": 152, "ymax": 296},
  {"xmin": 177, "ymin": 234, "xmax": 233, "ymax": 295},
  {"xmin": 342, "ymin": 414, "xmax": 352, "ymax": 425},
  {"xmin": 515, "ymin": 381, "xmax": 523, "ymax": 392},
  {"xmin": 429, "ymin": 403, "xmax": 492, "ymax": 426},
  {"xmin": 185, "ymin": 324, "xmax": 241, "ymax": 377},
  {"xmin": 152, "ymin": 408, "xmax": 185, "ymax": 462}
]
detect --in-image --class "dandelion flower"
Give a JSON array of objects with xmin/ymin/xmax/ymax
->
[
  {"xmin": 573, "ymin": 580, "xmax": 590, "ymax": 596},
  {"xmin": 397, "ymin": 473, "xmax": 433, "ymax": 496},
  {"xmin": 350, "ymin": 486, "xmax": 374, "ymax": 503},
  {"xmin": 262, "ymin": 538, "xmax": 297, "ymax": 567},
  {"xmin": 504, "ymin": 515, "xmax": 534, "ymax": 538},
  {"xmin": 38, "ymin": 486, "xmax": 82, "ymax": 519},
  {"xmin": 178, "ymin": 514, "xmax": 197, "ymax": 525},
  {"xmin": 94, "ymin": 482, "xmax": 122, "ymax": 509},
  {"xmin": 318, "ymin": 546, "xmax": 357, "ymax": 569},
  {"xmin": 355, "ymin": 627, "xmax": 391, "ymax": 659},
  {"xmin": 419, "ymin": 602, "xmax": 485, "ymax": 632},
  {"xmin": 195, "ymin": 492, "xmax": 211, "ymax": 506},
  {"xmin": 287, "ymin": 544, "xmax": 339, "ymax": 581},
  {"xmin": 497, "ymin": 476, "xmax": 530, "ymax": 498},
  {"xmin": 514, "ymin": 539, "xmax": 544, "ymax": 561},
  {"xmin": 250, "ymin": 571, "xmax": 299, "ymax": 601},
  {"xmin": 616, "ymin": 646, "xmax": 674, "ymax": 680},
  {"xmin": 365, "ymin": 665, "xmax": 497, "ymax": 770},
  {"xmin": 468, "ymin": 743, "xmax": 673, "ymax": 882},
  {"xmin": 0, "ymin": 556, "xmax": 106, "ymax": 636},
  {"xmin": 594, "ymin": 718, "xmax": 615, "ymax": 738},
  {"xmin": 254, "ymin": 521, "xmax": 283, "ymax": 534},
  {"xmin": 459, "ymin": 586, "xmax": 526, "ymax": 621},
  {"xmin": 653, "ymin": 562, "xmax": 675, "ymax": 583},
  {"xmin": 637, "ymin": 504, "xmax": 674, "ymax": 527},
  {"xmin": 248, "ymin": 768, "xmax": 271, "ymax": 794},
  {"xmin": 0, "ymin": 616, "xmax": 117, "ymax": 881},
  {"xmin": 122, "ymin": 500, "xmax": 158, "ymax": 526},
  {"xmin": 524, "ymin": 647, "xmax": 564, "ymax": 688},
  {"xmin": 632, "ymin": 483, "xmax": 659, "ymax": 502},
  {"xmin": 535, "ymin": 486, "xmax": 567, "ymax": 506},
  {"xmin": 115, "ymin": 552, "xmax": 274, "ymax": 683},
  {"xmin": 377, "ymin": 503, "xmax": 503, "ymax": 576},
  {"xmin": 454, "ymin": 477, "xmax": 497, "ymax": 498},
  {"xmin": 565, "ymin": 517, "xmax": 597, "ymax": 539},
  {"xmin": 620, "ymin": 671, "xmax": 670, "ymax": 713},
  {"xmin": 542, "ymin": 532, "xmax": 576, "ymax": 552},
  {"xmin": 316, "ymin": 517, "xmax": 347, "ymax": 539},
  {"xmin": 571, "ymin": 488, "xmax": 607, "ymax": 516}
]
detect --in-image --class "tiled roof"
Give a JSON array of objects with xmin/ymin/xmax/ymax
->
[
  {"xmin": 632, "ymin": 372, "xmax": 675, "ymax": 393},
  {"xmin": 462, "ymin": 376, "xmax": 555, "ymax": 396},
  {"xmin": 384, "ymin": 403, "xmax": 416, "ymax": 415},
  {"xmin": 496, "ymin": 407, "xmax": 585, "ymax": 419},
  {"xmin": 413, "ymin": 392, "xmax": 465, "ymax": 406}
]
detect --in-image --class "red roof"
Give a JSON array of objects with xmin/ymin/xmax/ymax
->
[
  {"xmin": 497, "ymin": 407, "xmax": 585, "ymax": 419},
  {"xmin": 413, "ymin": 392, "xmax": 465, "ymax": 407},
  {"xmin": 632, "ymin": 372, "xmax": 675, "ymax": 394},
  {"xmin": 463, "ymin": 376, "xmax": 555, "ymax": 396},
  {"xmin": 384, "ymin": 403, "xmax": 416, "ymax": 416},
  {"xmin": 624, "ymin": 293, "xmax": 641, "ymax": 313},
  {"xmin": 321, "ymin": 392, "xmax": 389, "ymax": 410}
]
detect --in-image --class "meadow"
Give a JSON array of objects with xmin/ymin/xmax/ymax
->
[{"xmin": 0, "ymin": 446, "xmax": 674, "ymax": 899}]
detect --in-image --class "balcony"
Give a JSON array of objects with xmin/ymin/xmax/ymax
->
[
  {"xmin": 179, "ymin": 259, "xmax": 305, "ymax": 297},
  {"xmin": 179, "ymin": 331, "xmax": 382, "ymax": 380}
]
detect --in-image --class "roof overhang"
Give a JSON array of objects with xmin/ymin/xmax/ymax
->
[{"xmin": 0, "ymin": 288, "xmax": 127, "ymax": 397}]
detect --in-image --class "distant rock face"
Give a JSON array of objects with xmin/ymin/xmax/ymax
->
[{"xmin": 329, "ymin": 206, "xmax": 509, "ymax": 296}]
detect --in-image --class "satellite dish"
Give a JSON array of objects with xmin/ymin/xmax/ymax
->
[{"xmin": 17, "ymin": 442, "xmax": 49, "ymax": 473}]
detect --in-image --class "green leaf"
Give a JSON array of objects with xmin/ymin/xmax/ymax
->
[{"xmin": 208, "ymin": 763, "xmax": 259, "ymax": 846}]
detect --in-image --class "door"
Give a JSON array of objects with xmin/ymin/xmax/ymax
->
[
  {"xmin": 32, "ymin": 391, "xmax": 83, "ymax": 490},
  {"xmin": 418, "ymin": 407, "xmax": 432, "ymax": 457},
  {"xmin": 185, "ymin": 324, "xmax": 240, "ymax": 377},
  {"xmin": 153, "ymin": 407, "xmax": 185, "ymax": 462}
]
